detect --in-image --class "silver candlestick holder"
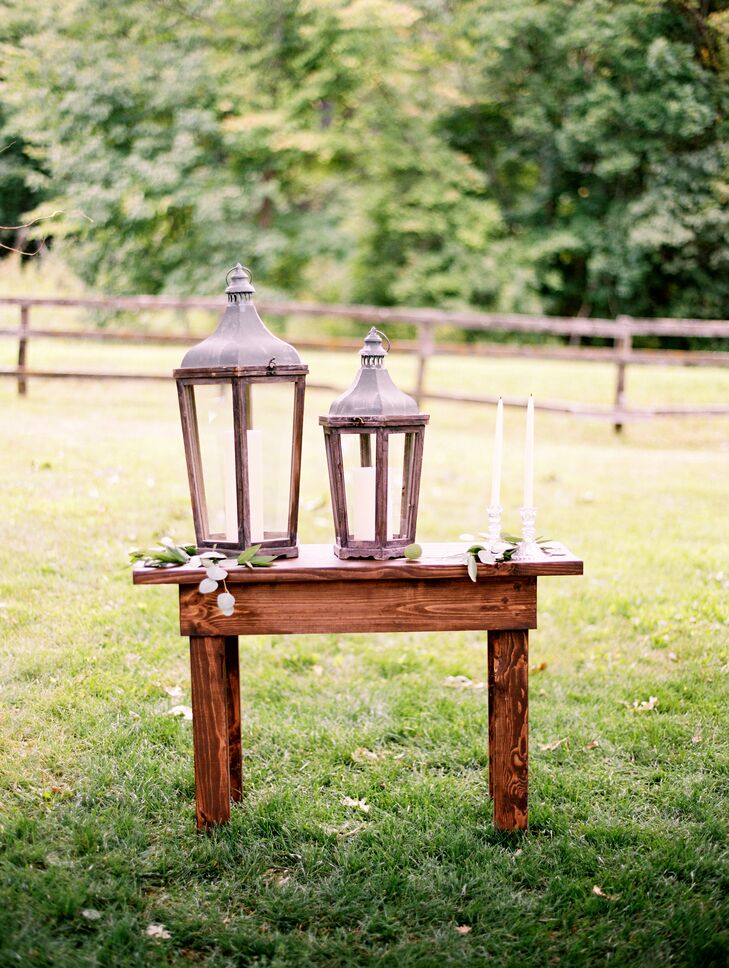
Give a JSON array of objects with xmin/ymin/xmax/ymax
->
[
  {"xmin": 512, "ymin": 505, "xmax": 548, "ymax": 560},
  {"xmin": 486, "ymin": 504, "xmax": 503, "ymax": 552}
]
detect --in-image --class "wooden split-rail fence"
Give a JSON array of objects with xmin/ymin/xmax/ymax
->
[{"xmin": 0, "ymin": 294, "xmax": 727, "ymax": 431}]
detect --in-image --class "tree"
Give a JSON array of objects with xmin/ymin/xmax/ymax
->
[
  {"xmin": 0, "ymin": 5, "xmax": 46, "ymax": 257},
  {"xmin": 3, "ymin": 0, "xmax": 728, "ymax": 319},
  {"xmin": 438, "ymin": 0, "xmax": 729, "ymax": 318}
]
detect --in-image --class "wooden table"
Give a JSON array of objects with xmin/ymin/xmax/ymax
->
[{"xmin": 133, "ymin": 543, "xmax": 582, "ymax": 831}]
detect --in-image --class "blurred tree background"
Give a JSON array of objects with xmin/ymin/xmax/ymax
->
[{"xmin": 1, "ymin": 0, "xmax": 727, "ymax": 318}]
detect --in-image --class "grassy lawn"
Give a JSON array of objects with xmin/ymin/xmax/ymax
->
[{"xmin": 0, "ymin": 345, "xmax": 727, "ymax": 966}]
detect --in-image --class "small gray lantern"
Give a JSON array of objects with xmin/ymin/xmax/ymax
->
[
  {"xmin": 175, "ymin": 263, "xmax": 307, "ymax": 557},
  {"xmin": 320, "ymin": 328, "xmax": 429, "ymax": 559}
]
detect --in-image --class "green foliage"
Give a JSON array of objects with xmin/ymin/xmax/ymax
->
[
  {"xmin": 439, "ymin": 0, "xmax": 729, "ymax": 318},
  {"xmin": 1, "ymin": 0, "xmax": 728, "ymax": 317},
  {"xmin": 0, "ymin": 6, "xmax": 45, "ymax": 255}
]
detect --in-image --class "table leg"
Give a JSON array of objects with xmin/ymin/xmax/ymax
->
[
  {"xmin": 225, "ymin": 635, "xmax": 242, "ymax": 801},
  {"xmin": 189, "ymin": 635, "xmax": 230, "ymax": 828},
  {"xmin": 487, "ymin": 637, "xmax": 495, "ymax": 800},
  {"xmin": 487, "ymin": 629, "xmax": 529, "ymax": 830}
]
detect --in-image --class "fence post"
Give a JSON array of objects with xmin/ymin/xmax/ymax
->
[
  {"xmin": 613, "ymin": 315, "xmax": 632, "ymax": 433},
  {"xmin": 17, "ymin": 303, "xmax": 30, "ymax": 396},
  {"xmin": 414, "ymin": 321, "xmax": 435, "ymax": 408}
]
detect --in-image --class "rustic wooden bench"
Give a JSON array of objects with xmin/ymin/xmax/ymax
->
[{"xmin": 133, "ymin": 542, "xmax": 582, "ymax": 831}]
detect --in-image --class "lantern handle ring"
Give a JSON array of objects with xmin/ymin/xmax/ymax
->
[
  {"xmin": 374, "ymin": 329, "xmax": 391, "ymax": 353},
  {"xmin": 226, "ymin": 265, "xmax": 253, "ymax": 285}
]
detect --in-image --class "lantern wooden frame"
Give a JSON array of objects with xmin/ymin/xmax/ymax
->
[
  {"xmin": 320, "ymin": 413, "xmax": 428, "ymax": 560},
  {"xmin": 176, "ymin": 364, "xmax": 306, "ymax": 557}
]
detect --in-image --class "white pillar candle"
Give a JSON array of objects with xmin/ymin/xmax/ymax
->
[
  {"xmin": 490, "ymin": 396, "xmax": 503, "ymax": 507},
  {"xmin": 352, "ymin": 466, "xmax": 376, "ymax": 541},
  {"xmin": 524, "ymin": 394, "xmax": 534, "ymax": 507},
  {"xmin": 246, "ymin": 428, "xmax": 265, "ymax": 543},
  {"xmin": 223, "ymin": 428, "xmax": 238, "ymax": 542}
]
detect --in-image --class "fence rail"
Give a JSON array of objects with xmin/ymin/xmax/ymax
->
[{"xmin": 1, "ymin": 295, "xmax": 728, "ymax": 430}]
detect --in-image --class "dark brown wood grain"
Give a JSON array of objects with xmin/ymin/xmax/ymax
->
[
  {"xmin": 224, "ymin": 636, "xmax": 242, "ymax": 802},
  {"xmin": 133, "ymin": 542, "xmax": 583, "ymax": 585},
  {"xmin": 488, "ymin": 629, "xmax": 529, "ymax": 830},
  {"xmin": 179, "ymin": 576, "xmax": 537, "ymax": 636},
  {"xmin": 487, "ymin": 638, "xmax": 495, "ymax": 801},
  {"xmin": 189, "ymin": 636, "xmax": 231, "ymax": 828},
  {"xmin": 134, "ymin": 543, "xmax": 584, "ymax": 834}
]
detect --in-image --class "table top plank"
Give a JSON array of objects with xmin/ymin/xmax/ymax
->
[{"xmin": 133, "ymin": 542, "xmax": 582, "ymax": 585}]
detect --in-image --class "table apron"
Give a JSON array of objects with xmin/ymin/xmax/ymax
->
[{"xmin": 179, "ymin": 576, "xmax": 537, "ymax": 635}]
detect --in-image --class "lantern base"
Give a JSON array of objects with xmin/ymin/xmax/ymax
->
[
  {"xmin": 197, "ymin": 540, "xmax": 299, "ymax": 559},
  {"xmin": 334, "ymin": 542, "xmax": 411, "ymax": 561}
]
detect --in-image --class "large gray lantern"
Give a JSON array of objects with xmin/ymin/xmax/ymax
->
[
  {"xmin": 174, "ymin": 264, "xmax": 307, "ymax": 557},
  {"xmin": 320, "ymin": 328, "xmax": 429, "ymax": 559}
]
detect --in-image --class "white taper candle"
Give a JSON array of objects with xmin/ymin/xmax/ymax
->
[
  {"xmin": 524, "ymin": 394, "xmax": 534, "ymax": 507},
  {"xmin": 490, "ymin": 396, "xmax": 504, "ymax": 507}
]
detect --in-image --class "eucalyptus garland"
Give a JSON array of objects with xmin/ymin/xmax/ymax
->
[
  {"xmin": 129, "ymin": 537, "xmax": 278, "ymax": 616},
  {"xmin": 403, "ymin": 532, "xmax": 553, "ymax": 582}
]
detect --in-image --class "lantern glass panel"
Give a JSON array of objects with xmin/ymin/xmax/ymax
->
[
  {"xmin": 248, "ymin": 381, "xmax": 295, "ymax": 540},
  {"xmin": 191, "ymin": 382, "xmax": 236, "ymax": 542},
  {"xmin": 386, "ymin": 431, "xmax": 408, "ymax": 540},
  {"xmin": 338, "ymin": 430, "xmax": 415, "ymax": 543}
]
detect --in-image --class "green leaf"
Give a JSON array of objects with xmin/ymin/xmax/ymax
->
[
  {"xmin": 467, "ymin": 554, "xmax": 478, "ymax": 583},
  {"xmin": 238, "ymin": 545, "xmax": 262, "ymax": 565},
  {"xmin": 251, "ymin": 555, "xmax": 277, "ymax": 566},
  {"xmin": 403, "ymin": 543, "xmax": 422, "ymax": 560}
]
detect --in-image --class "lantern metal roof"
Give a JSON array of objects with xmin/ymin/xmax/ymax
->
[
  {"xmin": 328, "ymin": 327, "xmax": 419, "ymax": 417},
  {"xmin": 179, "ymin": 263, "xmax": 302, "ymax": 369}
]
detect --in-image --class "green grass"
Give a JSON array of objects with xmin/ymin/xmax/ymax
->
[{"xmin": 0, "ymin": 348, "xmax": 727, "ymax": 967}]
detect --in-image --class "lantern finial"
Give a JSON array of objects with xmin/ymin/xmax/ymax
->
[
  {"xmin": 360, "ymin": 327, "xmax": 389, "ymax": 368},
  {"xmin": 225, "ymin": 263, "xmax": 256, "ymax": 302}
]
